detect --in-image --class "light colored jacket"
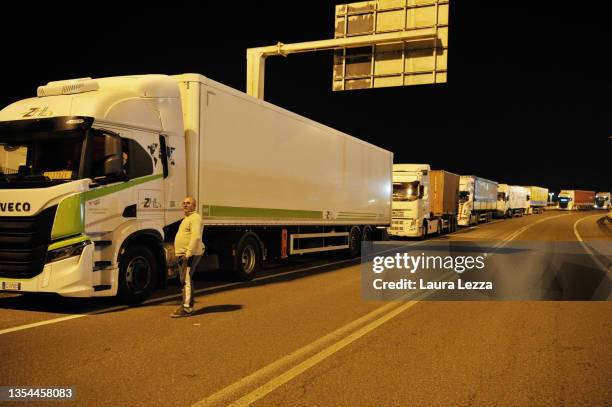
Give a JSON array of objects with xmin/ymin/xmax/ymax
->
[{"xmin": 174, "ymin": 212, "xmax": 204, "ymax": 257}]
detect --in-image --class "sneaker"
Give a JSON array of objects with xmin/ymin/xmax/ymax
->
[{"xmin": 171, "ymin": 307, "xmax": 192, "ymax": 318}]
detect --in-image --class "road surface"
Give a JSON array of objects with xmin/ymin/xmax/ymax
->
[{"xmin": 0, "ymin": 211, "xmax": 610, "ymax": 406}]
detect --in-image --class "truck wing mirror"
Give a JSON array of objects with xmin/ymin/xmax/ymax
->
[{"xmin": 419, "ymin": 185, "xmax": 425, "ymax": 199}]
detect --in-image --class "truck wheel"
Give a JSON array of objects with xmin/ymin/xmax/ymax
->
[
  {"xmin": 118, "ymin": 245, "xmax": 158, "ymax": 304},
  {"xmin": 361, "ymin": 226, "xmax": 373, "ymax": 252},
  {"xmin": 235, "ymin": 236, "xmax": 261, "ymax": 281},
  {"xmin": 362, "ymin": 226, "xmax": 373, "ymax": 242},
  {"xmin": 347, "ymin": 226, "xmax": 362, "ymax": 258}
]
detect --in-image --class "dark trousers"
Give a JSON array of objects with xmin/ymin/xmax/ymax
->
[{"xmin": 179, "ymin": 255, "xmax": 201, "ymax": 309}]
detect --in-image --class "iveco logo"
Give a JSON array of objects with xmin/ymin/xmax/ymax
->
[{"xmin": 0, "ymin": 202, "xmax": 31, "ymax": 212}]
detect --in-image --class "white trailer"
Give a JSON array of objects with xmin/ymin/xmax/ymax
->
[
  {"xmin": 496, "ymin": 184, "xmax": 529, "ymax": 218},
  {"xmin": 0, "ymin": 74, "xmax": 392, "ymax": 302},
  {"xmin": 458, "ymin": 175, "xmax": 498, "ymax": 226}
]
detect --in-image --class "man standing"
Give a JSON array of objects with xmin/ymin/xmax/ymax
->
[{"xmin": 171, "ymin": 196, "xmax": 204, "ymax": 318}]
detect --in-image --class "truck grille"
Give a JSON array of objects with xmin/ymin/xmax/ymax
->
[{"xmin": 0, "ymin": 206, "xmax": 56, "ymax": 279}]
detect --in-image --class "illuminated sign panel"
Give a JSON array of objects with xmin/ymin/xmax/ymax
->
[{"xmin": 333, "ymin": 0, "xmax": 449, "ymax": 91}]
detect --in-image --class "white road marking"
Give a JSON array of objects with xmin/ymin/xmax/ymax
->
[
  {"xmin": 193, "ymin": 273, "xmax": 452, "ymax": 407},
  {"xmin": 196, "ymin": 213, "xmax": 574, "ymax": 406},
  {"xmin": 0, "ymin": 315, "xmax": 86, "ymax": 336},
  {"xmin": 0, "ymin": 247, "xmax": 419, "ymax": 336},
  {"xmin": 0, "ymin": 214, "xmax": 568, "ymax": 337},
  {"xmin": 573, "ymin": 213, "xmax": 611, "ymax": 300},
  {"xmin": 227, "ymin": 301, "xmax": 422, "ymax": 407}
]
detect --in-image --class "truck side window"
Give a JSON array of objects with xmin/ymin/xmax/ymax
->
[
  {"xmin": 121, "ymin": 138, "xmax": 153, "ymax": 179},
  {"xmin": 90, "ymin": 131, "xmax": 121, "ymax": 180}
]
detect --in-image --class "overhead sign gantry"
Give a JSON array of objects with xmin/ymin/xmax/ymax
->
[{"xmin": 246, "ymin": 0, "xmax": 449, "ymax": 99}]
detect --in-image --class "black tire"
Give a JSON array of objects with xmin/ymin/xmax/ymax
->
[
  {"xmin": 362, "ymin": 226, "xmax": 373, "ymax": 242},
  {"xmin": 361, "ymin": 226, "xmax": 373, "ymax": 253},
  {"xmin": 118, "ymin": 245, "xmax": 158, "ymax": 304},
  {"xmin": 347, "ymin": 226, "xmax": 362, "ymax": 258},
  {"xmin": 420, "ymin": 220, "xmax": 428, "ymax": 240},
  {"xmin": 235, "ymin": 236, "xmax": 261, "ymax": 281}
]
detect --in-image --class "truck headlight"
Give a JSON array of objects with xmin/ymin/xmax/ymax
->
[{"xmin": 46, "ymin": 241, "xmax": 90, "ymax": 264}]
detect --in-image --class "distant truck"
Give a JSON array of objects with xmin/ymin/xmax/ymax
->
[
  {"xmin": 525, "ymin": 186, "xmax": 548, "ymax": 214},
  {"xmin": 390, "ymin": 164, "xmax": 459, "ymax": 238},
  {"xmin": 458, "ymin": 176, "xmax": 498, "ymax": 226},
  {"xmin": 496, "ymin": 184, "xmax": 528, "ymax": 218},
  {"xmin": 594, "ymin": 192, "xmax": 611, "ymax": 210},
  {"xmin": 558, "ymin": 190, "xmax": 595, "ymax": 210},
  {"xmin": 0, "ymin": 74, "xmax": 392, "ymax": 301}
]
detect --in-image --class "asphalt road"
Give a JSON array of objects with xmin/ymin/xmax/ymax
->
[{"xmin": 0, "ymin": 210, "xmax": 610, "ymax": 406}]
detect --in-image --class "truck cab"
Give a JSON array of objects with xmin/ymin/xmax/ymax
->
[
  {"xmin": 389, "ymin": 164, "xmax": 438, "ymax": 238},
  {"xmin": 594, "ymin": 192, "xmax": 611, "ymax": 210},
  {"xmin": 0, "ymin": 76, "xmax": 187, "ymax": 301}
]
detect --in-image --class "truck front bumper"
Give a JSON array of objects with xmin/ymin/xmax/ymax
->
[
  {"xmin": 388, "ymin": 218, "xmax": 421, "ymax": 237},
  {"xmin": 0, "ymin": 243, "xmax": 102, "ymax": 297}
]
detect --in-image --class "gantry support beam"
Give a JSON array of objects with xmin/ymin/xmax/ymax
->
[{"xmin": 246, "ymin": 28, "xmax": 436, "ymax": 100}]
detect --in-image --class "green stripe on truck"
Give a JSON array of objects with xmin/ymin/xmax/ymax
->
[
  {"xmin": 50, "ymin": 174, "xmax": 162, "ymax": 240},
  {"xmin": 84, "ymin": 174, "xmax": 162, "ymax": 201},
  {"xmin": 202, "ymin": 205, "xmax": 322, "ymax": 219}
]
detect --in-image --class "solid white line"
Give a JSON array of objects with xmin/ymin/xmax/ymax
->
[
  {"xmin": 195, "ymin": 214, "xmax": 574, "ymax": 405},
  {"xmin": 573, "ymin": 214, "xmax": 610, "ymax": 274},
  {"xmin": 493, "ymin": 213, "xmax": 571, "ymax": 250},
  {"xmin": 573, "ymin": 213, "xmax": 611, "ymax": 300},
  {"xmin": 193, "ymin": 300, "xmax": 405, "ymax": 407},
  {"xmin": 227, "ymin": 301, "xmax": 422, "ymax": 407},
  {"xmin": 0, "ymin": 250, "xmax": 412, "ymax": 336},
  {"xmin": 0, "ymin": 314, "xmax": 86, "ymax": 336},
  {"xmin": 0, "ymin": 214, "xmax": 563, "ymax": 337},
  {"xmin": 193, "ymin": 274, "xmax": 454, "ymax": 407}
]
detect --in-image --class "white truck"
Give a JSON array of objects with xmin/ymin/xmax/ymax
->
[
  {"xmin": 594, "ymin": 192, "xmax": 611, "ymax": 210},
  {"xmin": 389, "ymin": 164, "xmax": 459, "ymax": 238},
  {"xmin": 496, "ymin": 184, "xmax": 528, "ymax": 218},
  {"xmin": 458, "ymin": 175, "xmax": 498, "ymax": 226},
  {"xmin": 0, "ymin": 74, "xmax": 392, "ymax": 302}
]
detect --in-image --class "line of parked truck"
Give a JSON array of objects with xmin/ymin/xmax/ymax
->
[
  {"xmin": 0, "ymin": 73, "xmax": 608, "ymax": 301},
  {"xmin": 389, "ymin": 165, "xmax": 548, "ymax": 238},
  {"xmin": 389, "ymin": 164, "xmax": 608, "ymax": 238}
]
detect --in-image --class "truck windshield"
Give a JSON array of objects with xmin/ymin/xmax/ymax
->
[
  {"xmin": 0, "ymin": 130, "xmax": 84, "ymax": 186},
  {"xmin": 393, "ymin": 181, "xmax": 419, "ymax": 202}
]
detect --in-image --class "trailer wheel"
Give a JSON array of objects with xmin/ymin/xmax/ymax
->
[
  {"xmin": 347, "ymin": 226, "xmax": 362, "ymax": 258},
  {"xmin": 420, "ymin": 220, "xmax": 428, "ymax": 240},
  {"xmin": 362, "ymin": 226, "xmax": 373, "ymax": 242},
  {"xmin": 235, "ymin": 236, "xmax": 261, "ymax": 281},
  {"xmin": 118, "ymin": 245, "xmax": 158, "ymax": 304},
  {"xmin": 361, "ymin": 226, "xmax": 374, "ymax": 252}
]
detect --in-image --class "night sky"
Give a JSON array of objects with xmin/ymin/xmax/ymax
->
[{"xmin": 1, "ymin": 2, "xmax": 610, "ymax": 193}]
